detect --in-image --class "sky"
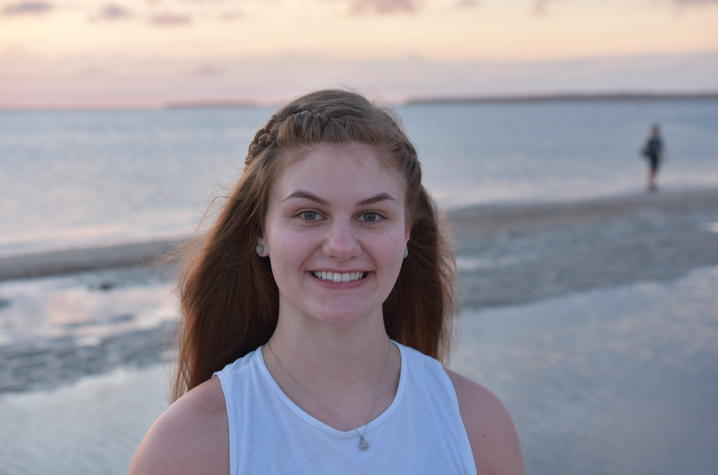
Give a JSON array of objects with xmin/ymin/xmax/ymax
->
[{"xmin": 1, "ymin": 0, "xmax": 717, "ymax": 108}]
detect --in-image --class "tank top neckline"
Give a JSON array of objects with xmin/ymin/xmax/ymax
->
[{"xmin": 256, "ymin": 340, "xmax": 407, "ymax": 439}]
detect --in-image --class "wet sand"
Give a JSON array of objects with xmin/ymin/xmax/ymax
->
[
  {"xmin": 0, "ymin": 238, "xmax": 183, "ymax": 282},
  {"xmin": 0, "ymin": 364, "xmax": 173, "ymax": 475},
  {"xmin": 1, "ymin": 186, "xmax": 717, "ymax": 474},
  {"xmin": 453, "ymin": 267, "xmax": 718, "ymax": 475},
  {"xmin": 450, "ymin": 186, "xmax": 718, "ymax": 308},
  {"xmin": 1, "ymin": 266, "xmax": 716, "ymax": 474}
]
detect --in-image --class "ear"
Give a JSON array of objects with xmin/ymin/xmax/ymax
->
[{"xmin": 256, "ymin": 236, "xmax": 268, "ymax": 257}]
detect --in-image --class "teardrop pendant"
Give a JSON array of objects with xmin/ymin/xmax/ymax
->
[{"xmin": 358, "ymin": 435, "xmax": 369, "ymax": 451}]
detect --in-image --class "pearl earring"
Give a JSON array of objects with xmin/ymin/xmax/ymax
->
[
  {"xmin": 256, "ymin": 244, "xmax": 265, "ymax": 256},
  {"xmin": 403, "ymin": 247, "xmax": 409, "ymax": 258}
]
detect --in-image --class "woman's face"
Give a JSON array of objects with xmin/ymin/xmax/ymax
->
[{"xmin": 259, "ymin": 142, "xmax": 410, "ymax": 329}]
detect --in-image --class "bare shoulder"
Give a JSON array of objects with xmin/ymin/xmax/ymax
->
[
  {"xmin": 446, "ymin": 369, "xmax": 525, "ymax": 475},
  {"xmin": 128, "ymin": 376, "xmax": 229, "ymax": 475}
]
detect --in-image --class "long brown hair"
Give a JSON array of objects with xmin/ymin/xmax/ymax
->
[{"xmin": 172, "ymin": 90, "xmax": 455, "ymax": 400}]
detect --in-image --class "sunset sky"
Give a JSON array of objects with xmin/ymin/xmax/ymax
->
[{"xmin": 1, "ymin": 0, "xmax": 717, "ymax": 108}]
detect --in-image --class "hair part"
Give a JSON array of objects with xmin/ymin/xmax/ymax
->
[{"xmin": 172, "ymin": 89, "xmax": 456, "ymax": 401}]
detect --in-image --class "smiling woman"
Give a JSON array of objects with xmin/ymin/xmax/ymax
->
[
  {"xmin": 258, "ymin": 142, "xmax": 410, "ymax": 329},
  {"xmin": 128, "ymin": 89, "xmax": 524, "ymax": 475}
]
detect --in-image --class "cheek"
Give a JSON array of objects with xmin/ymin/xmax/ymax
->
[
  {"xmin": 267, "ymin": 228, "xmax": 317, "ymax": 276},
  {"xmin": 377, "ymin": 232, "xmax": 409, "ymax": 262}
]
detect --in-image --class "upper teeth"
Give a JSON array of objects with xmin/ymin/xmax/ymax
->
[{"xmin": 313, "ymin": 271, "xmax": 365, "ymax": 282}]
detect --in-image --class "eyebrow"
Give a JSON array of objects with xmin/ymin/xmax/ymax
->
[{"xmin": 282, "ymin": 190, "xmax": 398, "ymax": 206}]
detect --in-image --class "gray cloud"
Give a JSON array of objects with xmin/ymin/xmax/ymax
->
[
  {"xmin": 150, "ymin": 12, "xmax": 192, "ymax": 25},
  {"xmin": 192, "ymin": 62, "xmax": 226, "ymax": 76},
  {"xmin": 2, "ymin": 1, "xmax": 53, "ymax": 16},
  {"xmin": 455, "ymin": 0, "xmax": 478, "ymax": 7},
  {"xmin": 95, "ymin": 3, "xmax": 133, "ymax": 20},
  {"xmin": 673, "ymin": 0, "xmax": 718, "ymax": 4},
  {"xmin": 348, "ymin": 0, "xmax": 421, "ymax": 15}
]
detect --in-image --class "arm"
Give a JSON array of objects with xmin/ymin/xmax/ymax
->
[
  {"xmin": 128, "ymin": 377, "xmax": 229, "ymax": 475},
  {"xmin": 447, "ymin": 370, "xmax": 525, "ymax": 475}
]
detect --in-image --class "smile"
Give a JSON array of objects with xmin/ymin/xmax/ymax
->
[{"xmin": 311, "ymin": 271, "xmax": 366, "ymax": 283}]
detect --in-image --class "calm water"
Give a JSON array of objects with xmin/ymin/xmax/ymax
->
[{"xmin": 1, "ymin": 99, "xmax": 717, "ymax": 256}]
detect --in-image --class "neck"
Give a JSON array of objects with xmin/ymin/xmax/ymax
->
[
  {"xmin": 263, "ymin": 308, "xmax": 400, "ymax": 430},
  {"xmin": 269, "ymin": 310, "xmax": 392, "ymax": 387}
]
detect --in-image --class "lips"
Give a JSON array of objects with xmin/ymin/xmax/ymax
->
[{"xmin": 311, "ymin": 271, "xmax": 367, "ymax": 283}]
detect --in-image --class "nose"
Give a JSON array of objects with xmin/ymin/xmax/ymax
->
[{"xmin": 322, "ymin": 221, "xmax": 360, "ymax": 261}]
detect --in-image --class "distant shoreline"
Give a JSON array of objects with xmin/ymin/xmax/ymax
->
[
  {"xmin": 163, "ymin": 100, "xmax": 258, "ymax": 110},
  {"xmin": 404, "ymin": 91, "xmax": 718, "ymax": 106},
  {"xmin": 2, "ymin": 91, "xmax": 718, "ymax": 112}
]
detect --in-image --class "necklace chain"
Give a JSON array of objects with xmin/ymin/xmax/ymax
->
[{"xmin": 266, "ymin": 339, "xmax": 392, "ymax": 451}]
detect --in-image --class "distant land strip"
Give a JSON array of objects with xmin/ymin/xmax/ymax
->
[
  {"xmin": 404, "ymin": 91, "xmax": 718, "ymax": 105},
  {"xmin": 163, "ymin": 100, "xmax": 258, "ymax": 109},
  {"xmin": 3, "ymin": 91, "xmax": 718, "ymax": 111}
]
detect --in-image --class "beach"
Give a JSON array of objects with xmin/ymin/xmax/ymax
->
[{"xmin": 1, "ymin": 187, "xmax": 717, "ymax": 474}]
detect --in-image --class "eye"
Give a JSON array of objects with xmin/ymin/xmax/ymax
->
[
  {"xmin": 298, "ymin": 210, "xmax": 323, "ymax": 222},
  {"xmin": 357, "ymin": 212, "xmax": 383, "ymax": 223}
]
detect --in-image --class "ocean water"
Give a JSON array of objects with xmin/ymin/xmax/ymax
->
[{"xmin": 1, "ymin": 99, "xmax": 717, "ymax": 256}]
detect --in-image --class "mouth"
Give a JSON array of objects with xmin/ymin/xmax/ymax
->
[{"xmin": 311, "ymin": 271, "xmax": 368, "ymax": 283}]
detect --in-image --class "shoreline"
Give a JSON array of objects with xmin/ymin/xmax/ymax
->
[
  {"xmin": 2, "ymin": 186, "xmax": 717, "ymax": 283},
  {"xmin": 452, "ymin": 186, "xmax": 718, "ymax": 309},
  {"xmin": 0, "ymin": 238, "xmax": 184, "ymax": 282}
]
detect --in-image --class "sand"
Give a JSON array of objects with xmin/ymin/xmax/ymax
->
[{"xmin": 450, "ymin": 186, "xmax": 718, "ymax": 308}]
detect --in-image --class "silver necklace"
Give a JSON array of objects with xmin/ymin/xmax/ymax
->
[{"xmin": 266, "ymin": 339, "xmax": 392, "ymax": 451}]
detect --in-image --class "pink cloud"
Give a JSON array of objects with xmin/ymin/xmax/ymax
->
[
  {"xmin": 531, "ymin": 0, "xmax": 559, "ymax": 16},
  {"xmin": 2, "ymin": 1, "xmax": 53, "ymax": 16},
  {"xmin": 150, "ymin": 12, "xmax": 192, "ymax": 26},
  {"xmin": 348, "ymin": 0, "xmax": 421, "ymax": 15},
  {"xmin": 2, "ymin": 51, "xmax": 717, "ymax": 109},
  {"xmin": 220, "ymin": 10, "xmax": 243, "ymax": 21}
]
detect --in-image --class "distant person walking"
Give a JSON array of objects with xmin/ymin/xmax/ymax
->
[{"xmin": 641, "ymin": 124, "xmax": 664, "ymax": 191}]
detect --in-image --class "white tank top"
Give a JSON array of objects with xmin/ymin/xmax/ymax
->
[{"xmin": 214, "ymin": 341, "xmax": 477, "ymax": 474}]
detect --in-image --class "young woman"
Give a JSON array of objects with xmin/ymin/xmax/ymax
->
[{"xmin": 129, "ymin": 90, "xmax": 524, "ymax": 474}]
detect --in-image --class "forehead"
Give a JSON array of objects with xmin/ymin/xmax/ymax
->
[{"xmin": 271, "ymin": 143, "xmax": 406, "ymax": 201}]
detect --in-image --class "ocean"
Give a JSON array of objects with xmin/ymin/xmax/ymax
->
[{"xmin": 1, "ymin": 98, "xmax": 717, "ymax": 257}]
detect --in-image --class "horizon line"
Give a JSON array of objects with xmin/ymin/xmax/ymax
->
[{"xmin": 2, "ymin": 90, "xmax": 718, "ymax": 112}]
